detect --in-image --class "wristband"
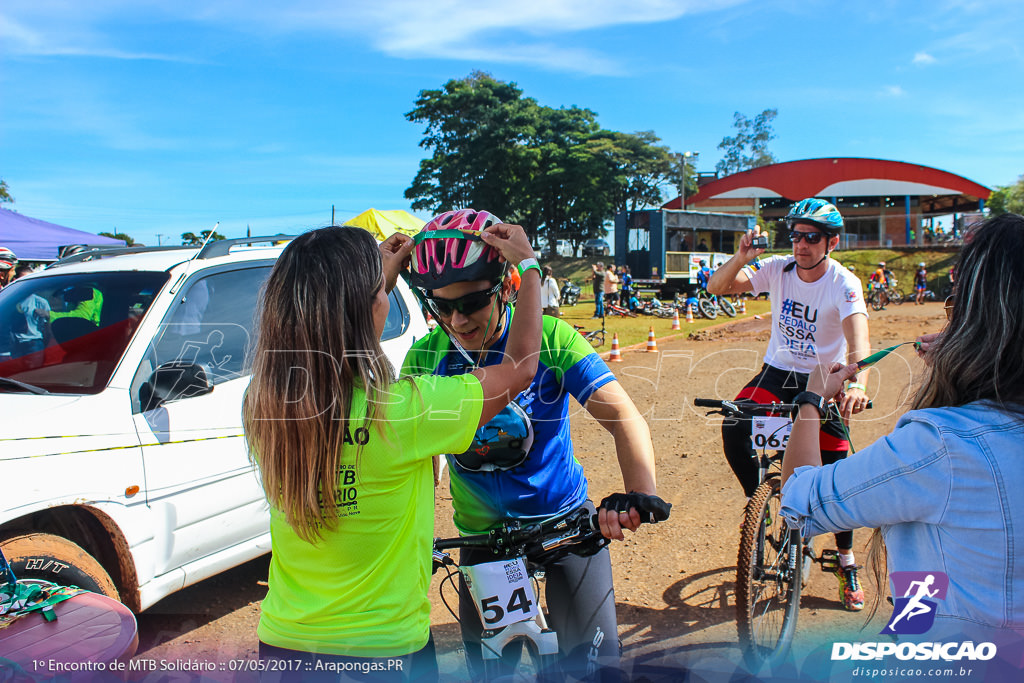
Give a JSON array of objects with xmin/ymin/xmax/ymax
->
[
  {"xmin": 791, "ymin": 391, "xmax": 828, "ymax": 420},
  {"xmin": 847, "ymin": 382, "xmax": 867, "ymax": 392},
  {"xmin": 517, "ymin": 258, "xmax": 541, "ymax": 277}
]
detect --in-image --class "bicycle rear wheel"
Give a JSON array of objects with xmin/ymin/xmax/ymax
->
[
  {"xmin": 718, "ymin": 297, "xmax": 737, "ymax": 317},
  {"xmin": 736, "ymin": 477, "xmax": 802, "ymax": 669}
]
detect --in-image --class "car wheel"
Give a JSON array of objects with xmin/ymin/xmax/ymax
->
[{"xmin": 1, "ymin": 532, "xmax": 119, "ymax": 600}]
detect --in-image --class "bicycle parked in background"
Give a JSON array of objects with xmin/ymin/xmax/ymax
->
[{"xmin": 573, "ymin": 316, "xmax": 605, "ymax": 346}]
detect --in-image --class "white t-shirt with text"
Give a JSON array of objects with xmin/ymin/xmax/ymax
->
[{"xmin": 746, "ymin": 255, "xmax": 867, "ymax": 373}]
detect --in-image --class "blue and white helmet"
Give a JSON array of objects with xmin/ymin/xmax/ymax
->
[{"xmin": 785, "ymin": 198, "xmax": 844, "ymax": 234}]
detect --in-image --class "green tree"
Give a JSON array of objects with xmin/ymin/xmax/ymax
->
[
  {"xmin": 405, "ymin": 72, "xmax": 540, "ymax": 232},
  {"xmin": 181, "ymin": 229, "xmax": 225, "ymax": 245},
  {"xmin": 988, "ymin": 174, "xmax": 1024, "ymax": 216},
  {"xmin": 99, "ymin": 231, "xmax": 137, "ymax": 246},
  {"xmin": 715, "ymin": 109, "xmax": 778, "ymax": 177},
  {"xmin": 0, "ymin": 179, "xmax": 13, "ymax": 204},
  {"xmin": 601, "ymin": 130, "xmax": 682, "ymax": 213}
]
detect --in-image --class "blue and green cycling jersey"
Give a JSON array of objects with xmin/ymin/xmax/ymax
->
[{"xmin": 401, "ymin": 307, "xmax": 616, "ymax": 535}]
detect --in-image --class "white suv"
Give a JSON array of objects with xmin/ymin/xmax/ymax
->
[{"xmin": 0, "ymin": 237, "xmax": 429, "ymax": 612}]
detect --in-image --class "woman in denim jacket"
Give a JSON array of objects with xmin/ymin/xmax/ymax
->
[{"xmin": 780, "ymin": 213, "xmax": 1024, "ymax": 648}]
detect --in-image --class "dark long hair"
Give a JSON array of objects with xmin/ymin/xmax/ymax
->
[
  {"xmin": 243, "ymin": 226, "xmax": 393, "ymax": 542},
  {"xmin": 914, "ymin": 212, "xmax": 1024, "ymax": 412},
  {"xmin": 866, "ymin": 213, "xmax": 1024, "ymax": 623}
]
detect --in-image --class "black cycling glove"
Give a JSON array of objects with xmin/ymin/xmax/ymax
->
[{"xmin": 598, "ymin": 492, "xmax": 672, "ymax": 523}]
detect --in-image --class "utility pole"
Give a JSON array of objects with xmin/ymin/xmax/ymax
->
[
  {"xmin": 681, "ymin": 150, "xmax": 699, "ymax": 210},
  {"xmin": 155, "ymin": 233, "xmax": 165, "ymax": 246}
]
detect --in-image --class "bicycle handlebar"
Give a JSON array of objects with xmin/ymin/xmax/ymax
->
[
  {"xmin": 693, "ymin": 397, "xmax": 872, "ymax": 419},
  {"xmin": 433, "ymin": 506, "xmax": 604, "ymax": 562}
]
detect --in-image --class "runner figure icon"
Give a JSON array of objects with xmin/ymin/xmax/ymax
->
[{"xmin": 882, "ymin": 571, "xmax": 949, "ymax": 635}]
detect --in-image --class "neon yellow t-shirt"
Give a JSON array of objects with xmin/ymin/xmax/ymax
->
[{"xmin": 256, "ymin": 373, "xmax": 484, "ymax": 657}]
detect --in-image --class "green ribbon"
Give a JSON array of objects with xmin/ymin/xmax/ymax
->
[
  {"xmin": 411, "ymin": 229, "xmax": 482, "ymax": 245},
  {"xmin": 856, "ymin": 341, "xmax": 918, "ymax": 369}
]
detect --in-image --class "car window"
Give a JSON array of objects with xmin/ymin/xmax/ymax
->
[
  {"xmin": 382, "ymin": 289, "xmax": 410, "ymax": 342},
  {"xmin": 139, "ymin": 266, "xmax": 272, "ymax": 396},
  {"xmin": 0, "ymin": 271, "xmax": 169, "ymax": 394}
]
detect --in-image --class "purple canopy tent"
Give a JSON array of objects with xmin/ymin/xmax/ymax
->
[{"xmin": 0, "ymin": 207, "xmax": 124, "ymax": 261}]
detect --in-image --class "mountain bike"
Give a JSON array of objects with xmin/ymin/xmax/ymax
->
[
  {"xmin": 572, "ymin": 317, "xmax": 605, "ymax": 346},
  {"xmin": 606, "ymin": 302, "xmax": 637, "ymax": 318},
  {"xmin": 693, "ymin": 397, "xmax": 864, "ymax": 669},
  {"xmin": 694, "ymin": 291, "xmax": 721, "ymax": 319},
  {"xmin": 432, "ymin": 504, "xmax": 664, "ymax": 681}
]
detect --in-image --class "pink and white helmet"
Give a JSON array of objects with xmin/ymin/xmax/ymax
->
[{"xmin": 410, "ymin": 209, "xmax": 508, "ymax": 291}]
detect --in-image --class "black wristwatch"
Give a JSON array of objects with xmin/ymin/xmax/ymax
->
[{"xmin": 792, "ymin": 391, "xmax": 828, "ymax": 419}]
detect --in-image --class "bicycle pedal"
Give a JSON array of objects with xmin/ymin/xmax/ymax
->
[{"xmin": 818, "ymin": 548, "xmax": 841, "ymax": 572}]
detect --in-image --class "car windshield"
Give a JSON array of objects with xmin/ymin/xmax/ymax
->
[{"xmin": 0, "ymin": 270, "xmax": 169, "ymax": 394}]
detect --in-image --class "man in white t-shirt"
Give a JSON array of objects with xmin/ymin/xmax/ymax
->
[{"xmin": 708, "ymin": 198, "xmax": 871, "ymax": 612}]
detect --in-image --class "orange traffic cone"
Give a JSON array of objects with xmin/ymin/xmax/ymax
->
[
  {"xmin": 671, "ymin": 309, "xmax": 681, "ymax": 330},
  {"xmin": 739, "ymin": 298, "xmax": 746, "ymax": 315},
  {"xmin": 608, "ymin": 333, "xmax": 623, "ymax": 362},
  {"xmin": 646, "ymin": 326, "xmax": 659, "ymax": 353},
  {"xmin": 685, "ymin": 305, "xmax": 695, "ymax": 324}
]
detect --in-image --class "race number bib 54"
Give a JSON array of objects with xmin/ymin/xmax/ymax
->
[
  {"xmin": 462, "ymin": 557, "xmax": 538, "ymax": 629},
  {"xmin": 751, "ymin": 416, "xmax": 793, "ymax": 451}
]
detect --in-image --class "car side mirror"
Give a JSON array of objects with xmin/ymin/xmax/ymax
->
[{"xmin": 139, "ymin": 361, "xmax": 214, "ymax": 412}]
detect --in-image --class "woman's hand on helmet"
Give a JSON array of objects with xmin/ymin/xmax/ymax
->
[
  {"xmin": 378, "ymin": 233, "xmax": 415, "ymax": 293},
  {"xmin": 480, "ymin": 223, "xmax": 534, "ymax": 266}
]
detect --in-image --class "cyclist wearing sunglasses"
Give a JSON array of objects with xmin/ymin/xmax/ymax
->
[
  {"xmin": 708, "ymin": 197, "xmax": 872, "ymax": 612},
  {"xmin": 404, "ymin": 209, "xmax": 668, "ymax": 681}
]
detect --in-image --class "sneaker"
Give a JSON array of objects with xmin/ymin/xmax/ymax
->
[{"xmin": 835, "ymin": 564, "xmax": 865, "ymax": 611}]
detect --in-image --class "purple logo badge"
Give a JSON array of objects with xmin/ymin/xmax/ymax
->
[{"xmin": 881, "ymin": 571, "xmax": 949, "ymax": 635}]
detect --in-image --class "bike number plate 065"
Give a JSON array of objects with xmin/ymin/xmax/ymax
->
[
  {"xmin": 751, "ymin": 416, "xmax": 793, "ymax": 450},
  {"xmin": 462, "ymin": 557, "xmax": 538, "ymax": 629}
]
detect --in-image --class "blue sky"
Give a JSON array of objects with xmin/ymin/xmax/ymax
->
[{"xmin": 2, "ymin": 0, "xmax": 1022, "ymax": 246}]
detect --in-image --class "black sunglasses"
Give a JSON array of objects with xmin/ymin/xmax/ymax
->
[
  {"xmin": 423, "ymin": 282, "xmax": 502, "ymax": 317},
  {"xmin": 789, "ymin": 230, "xmax": 826, "ymax": 245}
]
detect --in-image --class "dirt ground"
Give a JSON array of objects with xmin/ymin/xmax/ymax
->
[{"xmin": 130, "ymin": 301, "xmax": 948, "ymax": 681}]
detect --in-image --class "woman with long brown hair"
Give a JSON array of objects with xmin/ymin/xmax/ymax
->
[
  {"xmin": 243, "ymin": 223, "xmax": 542, "ymax": 678},
  {"xmin": 780, "ymin": 213, "xmax": 1024, "ymax": 650}
]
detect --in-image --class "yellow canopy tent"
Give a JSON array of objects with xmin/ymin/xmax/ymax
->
[{"xmin": 343, "ymin": 209, "xmax": 424, "ymax": 240}]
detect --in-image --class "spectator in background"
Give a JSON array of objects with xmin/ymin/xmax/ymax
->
[
  {"xmin": 697, "ymin": 238, "xmax": 709, "ymax": 252},
  {"xmin": 13, "ymin": 264, "xmax": 34, "ymax": 281},
  {"xmin": 604, "ymin": 263, "xmax": 619, "ymax": 308},
  {"xmin": 914, "ymin": 262, "xmax": 928, "ymax": 305},
  {"xmin": 591, "ymin": 262, "xmax": 606, "ymax": 318},
  {"xmin": 0, "ymin": 247, "xmax": 17, "ymax": 290},
  {"xmin": 619, "ymin": 266, "xmax": 632, "ymax": 306},
  {"xmin": 541, "ymin": 265, "xmax": 560, "ymax": 318}
]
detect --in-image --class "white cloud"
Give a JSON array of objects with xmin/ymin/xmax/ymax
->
[
  {"xmin": 912, "ymin": 51, "xmax": 935, "ymax": 65},
  {"xmin": 1, "ymin": 0, "xmax": 751, "ymax": 74},
  {"xmin": 0, "ymin": 11, "xmax": 190, "ymax": 61},
  {"xmin": 884, "ymin": 85, "xmax": 906, "ymax": 97}
]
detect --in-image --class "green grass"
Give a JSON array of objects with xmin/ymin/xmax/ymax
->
[{"xmin": 557, "ymin": 295, "xmax": 773, "ymax": 350}]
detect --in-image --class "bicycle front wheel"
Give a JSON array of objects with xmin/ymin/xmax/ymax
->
[
  {"xmin": 869, "ymin": 291, "xmax": 884, "ymax": 311},
  {"xmin": 698, "ymin": 298, "xmax": 718, "ymax": 319},
  {"xmin": 736, "ymin": 477, "xmax": 802, "ymax": 669},
  {"xmin": 718, "ymin": 297, "xmax": 737, "ymax": 317}
]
